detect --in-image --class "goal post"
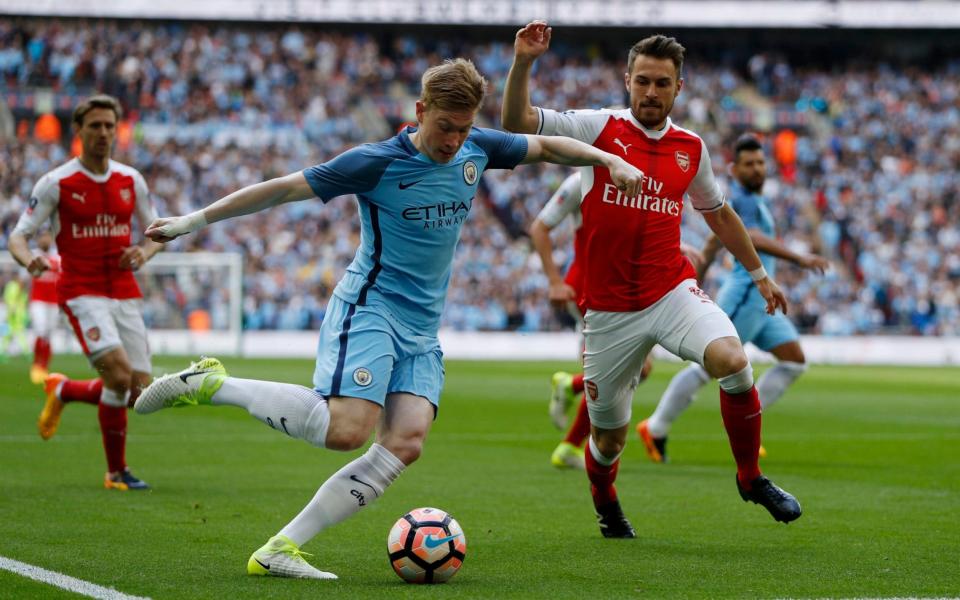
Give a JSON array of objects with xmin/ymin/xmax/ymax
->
[{"xmin": 0, "ymin": 250, "xmax": 244, "ymax": 357}]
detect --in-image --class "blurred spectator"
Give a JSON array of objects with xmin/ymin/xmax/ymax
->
[{"xmin": 1, "ymin": 18, "xmax": 958, "ymax": 335}]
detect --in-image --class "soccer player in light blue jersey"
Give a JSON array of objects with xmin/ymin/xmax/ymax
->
[
  {"xmin": 637, "ymin": 135, "xmax": 829, "ymax": 463},
  {"xmin": 136, "ymin": 58, "xmax": 644, "ymax": 579}
]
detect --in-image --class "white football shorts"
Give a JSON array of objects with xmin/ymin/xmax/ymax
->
[
  {"xmin": 582, "ymin": 278, "xmax": 738, "ymax": 429},
  {"xmin": 29, "ymin": 301, "xmax": 60, "ymax": 338},
  {"xmin": 61, "ymin": 295, "xmax": 151, "ymax": 372}
]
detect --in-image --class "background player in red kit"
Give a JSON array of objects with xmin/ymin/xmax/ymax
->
[
  {"xmin": 27, "ymin": 230, "xmax": 61, "ymax": 384},
  {"xmin": 504, "ymin": 22, "xmax": 802, "ymax": 536},
  {"xmin": 8, "ymin": 95, "xmax": 162, "ymax": 490},
  {"xmin": 531, "ymin": 171, "xmax": 704, "ymax": 469}
]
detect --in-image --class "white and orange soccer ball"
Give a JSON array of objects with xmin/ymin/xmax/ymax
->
[{"xmin": 387, "ymin": 507, "xmax": 466, "ymax": 583}]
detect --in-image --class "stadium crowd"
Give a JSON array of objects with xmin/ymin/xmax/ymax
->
[{"xmin": 1, "ymin": 19, "xmax": 958, "ymax": 336}]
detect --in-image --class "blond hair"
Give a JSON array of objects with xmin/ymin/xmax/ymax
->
[
  {"xmin": 420, "ymin": 58, "xmax": 487, "ymax": 112},
  {"xmin": 72, "ymin": 94, "xmax": 123, "ymax": 127}
]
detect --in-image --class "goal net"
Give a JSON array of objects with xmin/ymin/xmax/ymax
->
[{"xmin": 0, "ymin": 251, "xmax": 243, "ymax": 357}]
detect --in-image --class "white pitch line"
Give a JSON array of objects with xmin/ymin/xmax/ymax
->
[{"xmin": 0, "ymin": 556, "xmax": 150, "ymax": 600}]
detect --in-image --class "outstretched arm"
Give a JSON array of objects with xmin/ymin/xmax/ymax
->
[
  {"xmin": 522, "ymin": 135, "xmax": 643, "ymax": 197},
  {"xmin": 145, "ymin": 172, "xmax": 315, "ymax": 242},
  {"xmin": 745, "ymin": 230, "xmax": 830, "ymax": 274},
  {"xmin": 702, "ymin": 204, "xmax": 788, "ymax": 315},
  {"xmin": 502, "ymin": 20, "xmax": 552, "ymax": 133}
]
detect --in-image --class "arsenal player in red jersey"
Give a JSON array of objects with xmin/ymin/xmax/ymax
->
[
  {"xmin": 8, "ymin": 95, "xmax": 162, "ymax": 490},
  {"xmin": 27, "ymin": 231, "xmax": 61, "ymax": 384},
  {"xmin": 504, "ymin": 22, "xmax": 802, "ymax": 535}
]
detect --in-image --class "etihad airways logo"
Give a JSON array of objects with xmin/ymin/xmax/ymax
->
[
  {"xmin": 402, "ymin": 199, "xmax": 471, "ymax": 230},
  {"xmin": 70, "ymin": 214, "xmax": 131, "ymax": 239},
  {"xmin": 601, "ymin": 176, "xmax": 680, "ymax": 217}
]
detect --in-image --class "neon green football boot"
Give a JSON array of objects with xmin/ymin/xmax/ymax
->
[
  {"xmin": 247, "ymin": 534, "xmax": 337, "ymax": 579},
  {"xmin": 134, "ymin": 357, "xmax": 227, "ymax": 414}
]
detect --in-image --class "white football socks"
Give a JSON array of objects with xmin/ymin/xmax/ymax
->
[
  {"xmin": 756, "ymin": 361, "xmax": 807, "ymax": 409},
  {"xmin": 647, "ymin": 363, "xmax": 711, "ymax": 437},
  {"xmin": 100, "ymin": 385, "xmax": 130, "ymax": 407},
  {"xmin": 279, "ymin": 443, "xmax": 405, "ymax": 546},
  {"xmin": 212, "ymin": 378, "xmax": 330, "ymax": 447}
]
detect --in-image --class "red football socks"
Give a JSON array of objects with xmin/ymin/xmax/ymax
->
[
  {"xmin": 564, "ymin": 395, "xmax": 591, "ymax": 447},
  {"xmin": 33, "ymin": 337, "xmax": 51, "ymax": 368},
  {"xmin": 571, "ymin": 374, "xmax": 585, "ymax": 394},
  {"xmin": 720, "ymin": 386, "xmax": 763, "ymax": 489},
  {"xmin": 98, "ymin": 403, "xmax": 127, "ymax": 474},
  {"xmin": 60, "ymin": 378, "xmax": 103, "ymax": 405},
  {"xmin": 585, "ymin": 444, "xmax": 620, "ymax": 507}
]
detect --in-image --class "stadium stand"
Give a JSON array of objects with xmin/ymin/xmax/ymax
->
[{"xmin": 1, "ymin": 18, "xmax": 958, "ymax": 335}]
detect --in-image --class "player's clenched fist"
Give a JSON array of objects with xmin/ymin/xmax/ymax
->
[
  {"xmin": 606, "ymin": 157, "xmax": 644, "ymax": 199},
  {"xmin": 514, "ymin": 20, "xmax": 551, "ymax": 63},
  {"xmin": 26, "ymin": 255, "xmax": 51, "ymax": 277}
]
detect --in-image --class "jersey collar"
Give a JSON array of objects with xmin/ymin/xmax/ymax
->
[
  {"xmin": 74, "ymin": 157, "xmax": 114, "ymax": 182},
  {"xmin": 623, "ymin": 110, "xmax": 673, "ymax": 141},
  {"xmin": 399, "ymin": 126, "xmax": 419, "ymax": 156}
]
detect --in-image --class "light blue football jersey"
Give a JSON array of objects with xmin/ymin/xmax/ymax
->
[
  {"xmin": 727, "ymin": 180, "xmax": 777, "ymax": 286},
  {"xmin": 303, "ymin": 126, "xmax": 527, "ymax": 336}
]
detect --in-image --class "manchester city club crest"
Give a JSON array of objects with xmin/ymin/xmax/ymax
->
[
  {"xmin": 463, "ymin": 160, "xmax": 478, "ymax": 185},
  {"xmin": 353, "ymin": 367, "xmax": 373, "ymax": 386},
  {"xmin": 675, "ymin": 151, "xmax": 690, "ymax": 172}
]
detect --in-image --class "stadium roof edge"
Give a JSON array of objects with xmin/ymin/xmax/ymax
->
[{"xmin": 3, "ymin": 0, "xmax": 960, "ymax": 29}]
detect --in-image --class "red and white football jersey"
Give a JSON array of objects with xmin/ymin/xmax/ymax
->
[
  {"xmin": 29, "ymin": 253, "xmax": 61, "ymax": 303},
  {"xmin": 535, "ymin": 172, "xmax": 586, "ymax": 310},
  {"xmin": 13, "ymin": 158, "xmax": 158, "ymax": 302},
  {"xmin": 537, "ymin": 108, "xmax": 724, "ymax": 312}
]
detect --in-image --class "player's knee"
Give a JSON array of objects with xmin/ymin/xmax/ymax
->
[
  {"xmin": 704, "ymin": 341, "xmax": 749, "ymax": 379},
  {"xmin": 324, "ymin": 427, "xmax": 370, "ymax": 452},
  {"xmin": 98, "ymin": 362, "xmax": 133, "ymax": 391},
  {"xmin": 593, "ymin": 435, "xmax": 624, "ymax": 459},
  {"xmin": 383, "ymin": 437, "xmax": 424, "ymax": 466}
]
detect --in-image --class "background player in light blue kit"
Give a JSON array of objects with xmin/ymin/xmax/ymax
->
[
  {"xmin": 637, "ymin": 135, "xmax": 830, "ymax": 463},
  {"xmin": 135, "ymin": 58, "xmax": 644, "ymax": 579}
]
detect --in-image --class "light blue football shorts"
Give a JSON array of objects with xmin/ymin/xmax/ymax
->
[
  {"xmin": 716, "ymin": 281, "xmax": 799, "ymax": 352},
  {"xmin": 313, "ymin": 294, "xmax": 444, "ymax": 409}
]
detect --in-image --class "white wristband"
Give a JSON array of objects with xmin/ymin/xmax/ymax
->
[
  {"xmin": 161, "ymin": 211, "xmax": 207, "ymax": 238},
  {"xmin": 748, "ymin": 266, "xmax": 768, "ymax": 282}
]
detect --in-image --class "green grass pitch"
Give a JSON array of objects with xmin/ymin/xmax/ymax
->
[{"xmin": 0, "ymin": 354, "xmax": 957, "ymax": 598}]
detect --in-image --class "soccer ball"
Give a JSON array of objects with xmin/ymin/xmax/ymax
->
[{"xmin": 387, "ymin": 507, "xmax": 466, "ymax": 583}]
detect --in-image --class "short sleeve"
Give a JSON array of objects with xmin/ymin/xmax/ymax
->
[
  {"xmin": 303, "ymin": 144, "xmax": 392, "ymax": 202},
  {"xmin": 537, "ymin": 108, "xmax": 612, "ymax": 145},
  {"xmin": 536, "ymin": 172, "xmax": 581, "ymax": 229},
  {"xmin": 12, "ymin": 173, "xmax": 59, "ymax": 237},
  {"xmin": 132, "ymin": 170, "xmax": 159, "ymax": 226},
  {"xmin": 468, "ymin": 127, "xmax": 528, "ymax": 170},
  {"xmin": 687, "ymin": 138, "xmax": 725, "ymax": 213}
]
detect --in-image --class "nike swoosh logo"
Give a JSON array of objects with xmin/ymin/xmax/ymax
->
[
  {"xmin": 179, "ymin": 371, "xmax": 206, "ymax": 383},
  {"xmin": 349, "ymin": 475, "xmax": 378, "ymax": 497},
  {"xmin": 254, "ymin": 558, "xmax": 270, "ymax": 570},
  {"xmin": 745, "ymin": 410, "xmax": 763, "ymax": 420},
  {"xmin": 423, "ymin": 533, "xmax": 461, "ymax": 549},
  {"xmin": 398, "ymin": 179, "xmax": 423, "ymax": 189}
]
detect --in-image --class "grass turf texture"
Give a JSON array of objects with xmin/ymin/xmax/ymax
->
[{"xmin": 0, "ymin": 354, "xmax": 957, "ymax": 599}]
